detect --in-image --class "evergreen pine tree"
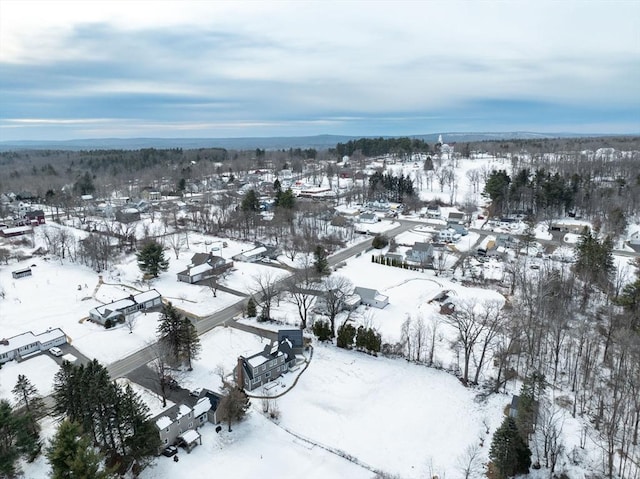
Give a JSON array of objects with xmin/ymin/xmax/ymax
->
[
  {"xmin": 47, "ymin": 420, "xmax": 114, "ymax": 479},
  {"xmin": 313, "ymin": 246, "xmax": 329, "ymax": 275},
  {"xmin": 312, "ymin": 320, "xmax": 332, "ymax": 341},
  {"xmin": 12, "ymin": 374, "xmax": 46, "ymax": 435},
  {"xmin": 157, "ymin": 302, "xmax": 183, "ymax": 365},
  {"xmin": 240, "ymin": 189, "xmax": 260, "ymax": 212},
  {"xmin": 136, "ymin": 240, "xmax": 169, "ymax": 278},
  {"xmin": 179, "ymin": 317, "xmax": 201, "ymax": 371},
  {"xmin": 337, "ymin": 322, "xmax": 357, "ymax": 349},
  {"xmin": 489, "ymin": 416, "xmax": 531, "ymax": 479},
  {"xmin": 0, "ymin": 400, "xmax": 20, "ymax": 477},
  {"xmin": 246, "ymin": 297, "xmax": 257, "ymax": 317}
]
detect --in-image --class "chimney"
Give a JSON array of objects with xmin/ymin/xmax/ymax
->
[{"xmin": 236, "ymin": 357, "xmax": 244, "ymax": 388}]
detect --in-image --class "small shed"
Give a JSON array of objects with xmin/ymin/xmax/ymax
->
[{"xmin": 12, "ymin": 267, "xmax": 32, "ymax": 279}]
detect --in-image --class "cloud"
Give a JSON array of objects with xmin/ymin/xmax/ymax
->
[{"xmin": 1, "ymin": 0, "xmax": 638, "ymax": 140}]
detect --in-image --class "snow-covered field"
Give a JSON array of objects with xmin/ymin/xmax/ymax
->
[{"xmin": 2, "ymin": 150, "xmax": 639, "ymax": 479}]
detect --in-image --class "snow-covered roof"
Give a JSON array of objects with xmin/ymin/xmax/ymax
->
[
  {"xmin": 156, "ymin": 416, "xmax": 172, "ymax": 430},
  {"xmin": 189, "ymin": 263, "xmax": 213, "ymax": 276},
  {"xmin": 192, "ymin": 397, "xmax": 210, "ymax": 417},
  {"xmin": 1, "ymin": 226, "xmax": 33, "ymax": 234},
  {"xmin": 247, "ymin": 350, "xmax": 283, "ymax": 368},
  {"xmin": 179, "ymin": 429, "xmax": 200, "ymax": 444},
  {"xmin": 178, "ymin": 404, "xmax": 192, "ymax": 419},
  {"xmin": 241, "ymin": 246, "xmax": 267, "ymax": 258},
  {"xmin": 93, "ymin": 298, "xmax": 136, "ymax": 317},
  {"xmin": 0, "ymin": 328, "xmax": 66, "ymax": 356},
  {"xmin": 134, "ymin": 289, "xmax": 161, "ymax": 304}
]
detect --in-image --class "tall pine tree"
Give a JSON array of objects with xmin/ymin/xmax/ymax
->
[
  {"xmin": 136, "ymin": 240, "xmax": 169, "ymax": 278},
  {"xmin": 490, "ymin": 416, "xmax": 531, "ymax": 479}
]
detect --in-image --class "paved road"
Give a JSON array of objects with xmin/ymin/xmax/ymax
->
[
  {"xmin": 93, "ymin": 217, "xmax": 640, "ymax": 382},
  {"xmin": 101, "ymin": 222, "xmax": 415, "ymax": 380}
]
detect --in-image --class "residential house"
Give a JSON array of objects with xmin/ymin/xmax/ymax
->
[
  {"xmin": 233, "ymin": 244, "xmax": 280, "ymax": 263},
  {"xmin": 353, "ymin": 286, "xmax": 389, "ymax": 309},
  {"xmin": 426, "ymin": 205, "xmax": 441, "ymax": 219},
  {"xmin": 115, "ymin": 208, "xmax": 141, "ymax": 224},
  {"xmin": 496, "ymin": 234, "xmax": 518, "ymax": 249},
  {"xmin": 233, "ymin": 246, "xmax": 267, "ymax": 263},
  {"xmin": 358, "ymin": 212, "xmax": 378, "ymax": 224},
  {"xmin": 155, "ymin": 399, "xmax": 210, "ymax": 451},
  {"xmin": 0, "ymin": 226, "xmax": 33, "ymax": 238},
  {"xmin": 89, "ymin": 289, "xmax": 162, "ymax": 325},
  {"xmin": 0, "ymin": 328, "xmax": 67, "ymax": 364},
  {"xmin": 438, "ymin": 229, "xmax": 461, "ymax": 243},
  {"xmin": 236, "ymin": 340, "xmax": 296, "ymax": 391},
  {"xmin": 406, "ymin": 242, "xmax": 434, "ymax": 266},
  {"xmin": 447, "ymin": 211, "xmax": 465, "ymax": 224},
  {"xmin": 177, "ymin": 253, "xmax": 233, "ymax": 284},
  {"xmin": 23, "ymin": 209, "xmax": 45, "ymax": 225},
  {"xmin": 447, "ymin": 222, "xmax": 468, "ymax": 236}
]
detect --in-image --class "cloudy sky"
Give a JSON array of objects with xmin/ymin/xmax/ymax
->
[{"xmin": 1, "ymin": 0, "xmax": 638, "ymax": 141}]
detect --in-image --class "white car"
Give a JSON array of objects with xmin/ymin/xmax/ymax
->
[{"xmin": 49, "ymin": 347, "xmax": 63, "ymax": 357}]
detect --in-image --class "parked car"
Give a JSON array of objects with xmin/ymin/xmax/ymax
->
[
  {"xmin": 49, "ymin": 347, "xmax": 63, "ymax": 357},
  {"xmin": 161, "ymin": 445, "xmax": 178, "ymax": 457}
]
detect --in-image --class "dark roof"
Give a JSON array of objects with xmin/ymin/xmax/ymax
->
[
  {"xmin": 278, "ymin": 329, "xmax": 303, "ymax": 348},
  {"xmin": 191, "ymin": 253, "xmax": 210, "ymax": 266},
  {"xmin": 203, "ymin": 390, "xmax": 223, "ymax": 412},
  {"xmin": 411, "ymin": 242, "xmax": 433, "ymax": 252}
]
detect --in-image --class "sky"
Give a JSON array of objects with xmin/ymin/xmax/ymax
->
[{"xmin": 0, "ymin": 0, "xmax": 639, "ymax": 141}]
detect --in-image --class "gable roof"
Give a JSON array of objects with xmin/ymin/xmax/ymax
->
[
  {"xmin": 411, "ymin": 242, "xmax": 433, "ymax": 252},
  {"xmin": 277, "ymin": 329, "xmax": 303, "ymax": 348}
]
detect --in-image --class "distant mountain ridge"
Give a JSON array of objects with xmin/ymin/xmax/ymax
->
[{"xmin": 0, "ymin": 132, "xmax": 615, "ymax": 151}]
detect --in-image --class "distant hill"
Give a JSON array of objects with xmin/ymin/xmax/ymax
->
[{"xmin": 0, "ymin": 132, "xmax": 613, "ymax": 151}]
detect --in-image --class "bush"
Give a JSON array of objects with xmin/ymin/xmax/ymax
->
[
  {"xmin": 337, "ymin": 323, "xmax": 356, "ymax": 349},
  {"xmin": 258, "ymin": 307, "xmax": 269, "ymax": 323},
  {"xmin": 372, "ymin": 234, "xmax": 389, "ymax": 249},
  {"xmin": 105, "ymin": 319, "xmax": 114, "ymax": 329},
  {"xmin": 312, "ymin": 320, "xmax": 332, "ymax": 341}
]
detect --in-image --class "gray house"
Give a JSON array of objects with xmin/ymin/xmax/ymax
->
[
  {"xmin": 447, "ymin": 222, "xmax": 468, "ymax": 236},
  {"xmin": 89, "ymin": 289, "xmax": 162, "ymax": 325},
  {"xmin": 406, "ymin": 242, "xmax": 434, "ymax": 266},
  {"xmin": 447, "ymin": 211, "xmax": 465, "ymax": 224},
  {"xmin": 353, "ymin": 286, "xmax": 389, "ymax": 309},
  {"xmin": 237, "ymin": 341, "xmax": 296, "ymax": 391},
  {"xmin": 177, "ymin": 253, "xmax": 233, "ymax": 284},
  {"xmin": 154, "ymin": 398, "xmax": 212, "ymax": 452},
  {"xmin": 0, "ymin": 328, "xmax": 67, "ymax": 364}
]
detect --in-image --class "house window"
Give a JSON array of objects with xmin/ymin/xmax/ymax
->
[
  {"xmin": 265, "ymin": 372, "xmax": 271, "ymax": 379},
  {"xmin": 261, "ymin": 364, "xmax": 266, "ymax": 371},
  {"xmin": 164, "ymin": 438, "xmax": 168, "ymax": 444},
  {"xmin": 165, "ymin": 427, "xmax": 169, "ymax": 432},
  {"xmin": 188, "ymin": 422, "xmax": 193, "ymax": 428},
  {"xmin": 200, "ymin": 416, "xmax": 205, "ymax": 424}
]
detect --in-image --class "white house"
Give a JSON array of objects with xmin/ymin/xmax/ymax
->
[
  {"xmin": 438, "ymin": 229, "xmax": 461, "ymax": 243},
  {"xmin": 353, "ymin": 286, "xmax": 389, "ymax": 309},
  {"xmin": 89, "ymin": 289, "xmax": 162, "ymax": 325},
  {"xmin": 233, "ymin": 246, "xmax": 267, "ymax": 263},
  {"xmin": 0, "ymin": 328, "xmax": 67, "ymax": 364}
]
